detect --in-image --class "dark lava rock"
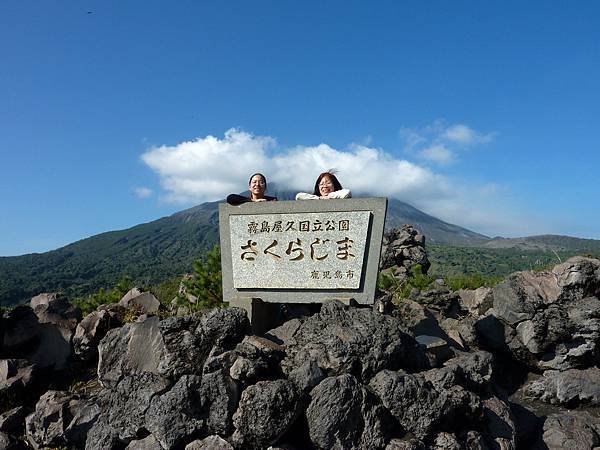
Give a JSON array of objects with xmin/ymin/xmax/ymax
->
[
  {"xmin": 524, "ymin": 367, "xmax": 600, "ymax": 407},
  {"xmin": 25, "ymin": 390, "xmax": 99, "ymax": 449},
  {"xmin": 370, "ymin": 369, "xmax": 482, "ymax": 440},
  {"xmin": 232, "ymin": 379, "xmax": 300, "ymax": 449},
  {"xmin": 282, "ymin": 300, "xmax": 428, "ymax": 381},
  {"xmin": 145, "ymin": 375, "xmax": 204, "ymax": 449},
  {"xmin": 306, "ymin": 374, "xmax": 389, "ymax": 450},
  {"xmin": 542, "ymin": 411, "xmax": 600, "ymax": 449}
]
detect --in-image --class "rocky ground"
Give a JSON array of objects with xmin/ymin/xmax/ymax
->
[{"xmin": 1, "ymin": 226, "xmax": 599, "ymax": 449}]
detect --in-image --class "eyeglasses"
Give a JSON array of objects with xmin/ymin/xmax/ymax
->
[{"xmin": 319, "ymin": 180, "xmax": 333, "ymax": 187}]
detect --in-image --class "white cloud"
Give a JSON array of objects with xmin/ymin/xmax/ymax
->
[
  {"xmin": 141, "ymin": 129, "xmax": 451, "ymax": 204},
  {"xmin": 418, "ymin": 144, "xmax": 455, "ymax": 165},
  {"xmin": 401, "ymin": 121, "xmax": 494, "ymax": 166},
  {"xmin": 140, "ymin": 127, "xmax": 537, "ymax": 236},
  {"xmin": 443, "ymin": 124, "xmax": 493, "ymax": 145},
  {"xmin": 134, "ymin": 187, "xmax": 153, "ymax": 198}
]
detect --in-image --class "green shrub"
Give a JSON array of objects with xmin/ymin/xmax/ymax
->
[
  {"xmin": 72, "ymin": 276, "xmax": 134, "ymax": 315},
  {"xmin": 378, "ymin": 264, "xmax": 435, "ymax": 300},
  {"xmin": 445, "ymin": 274, "xmax": 502, "ymax": 291},
  {"xmin": 177, "ymin": 246, "xmax": 223, "ymax": 312}
]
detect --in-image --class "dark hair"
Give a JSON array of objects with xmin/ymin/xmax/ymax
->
[
  {"xmin": 248, "ymin": 173, "xmax": 267, "ymax": 189},
  {"xmin": 313, "ymin": 172, "xmax": 343, "ymax": 196}
]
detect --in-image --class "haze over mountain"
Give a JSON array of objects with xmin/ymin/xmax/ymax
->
[{"xmin": 1, "ymin": 192, "xmax": 599, "ymax": 306}]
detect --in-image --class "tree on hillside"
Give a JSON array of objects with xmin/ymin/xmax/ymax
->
[{"xmin": 179, "ymin": 245, "xmax": 223, "ymax": 311}]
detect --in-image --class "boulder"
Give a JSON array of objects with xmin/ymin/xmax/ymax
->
[
  {"xmin": 25, "ymin": 390, "xmax": 99, "ymax": 449},
  {"xmin": 87, "ymin": 372, "xmax": 170, "ymax": 445},
  {"xmin": 31, "ymin": 294, "xmax": 81, "ymax": 339},
  {"xmin": 552, "ymin": 256, "xmax": 600, "ymax": 300},
  {"xmin": 380, "ymin": 225, "xmax": 430, "ymax": 274},
  {"xmin": 0, "ymin": 406, "xmax": 27, "ymax": 434},
  {"xmin": 125, "ymin": 434, "xmax": 162, "ymax": 449},
  {"xmin": 198, "ymin": 369, "xmax": 239, "ymax": 436},
  {"xmin": 542, "ymin": 411, "xmax": 600, "ymax": 449},
  {"xmin": 73, "ymin": 309, "xmax": 119, "ymax": 361},
  {"xmin": 1, "ymin": 307, "xmax": 40, "ymax": 358},
  {"xmin": 524, "ymin": 367, "xmax": 600, "ymax": 407},
  {"xmin": 98, "ymin": 308, "xmax": 248, "ymax": 388},
  {"xmin": 265, "ymin": 318, "xmax": 301, "ymax": 345},
  {"xmin": 288, "ymin": 360, "xmax": 325, "ymax": 393},
  {"xmin": 98, "ymin": 315, "xmax": 168, "ymax": 387},
  {"xmin": 232, "ymin": 379, "xmax": 301, "ymax": 449},
  {"xmin": 474, "ymin": 258, "xmax": 600, "ymax": 371},
  {"xmin": 306, "ymin": 374, "xmax": 389, "ymax": 450},
  {"xmin": 281, "ymin": 300, "xmax": 428, "ymax": 381},
  {"xmin": 145, "ymin": 375, "xmax": 204, "ymax": 449},
  {"xmin": 119, "ymin": 290, "xmax": 160, "ymax": 315},
  {"xmin": 185, "ymin": 435, "xmax": 234, "ymax": 449},
  {"xmin": 0, "ymin": 363, "xmax": 39, "ymax": 411},
  {"xmin": 412, "ymin": 288, "xmax": 462, "ymax": 318},
  {"xmin": 370, "ymin": 369, "xmax": 482, "ymax": 440},
  {"xmin": 0, "ymin": 359, "xmax": 27, "ymax": 383},
  {"xmin": 458, "ymin": 287, "xmax": 493, "ymax": 316},
  {"xmin": 482, "ymin": 395, "xmax": 516, "ymax": 449},
  {"xmin": 3, "ymin": 295, "xmax": 81, "ymax": 370}
]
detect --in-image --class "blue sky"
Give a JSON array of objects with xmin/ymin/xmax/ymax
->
[{"xmin": 1, "ymin": 1, "xmax": 599, "ymax": 256}]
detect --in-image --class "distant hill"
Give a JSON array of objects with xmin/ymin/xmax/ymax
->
[
  {"xmin": 481, "ymin": 234, "xmax": 600, "ymax": 253},
  {"xmin": 1, "ymin": 192, "xmax": 598, "ymax": 306}
]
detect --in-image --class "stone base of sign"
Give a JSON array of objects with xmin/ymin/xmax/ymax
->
[
  {"xmin": 230, "ymin": 296, "xmax": 358, "ymax": 334},
  {"xmin": 229, "ymin": 297, "xmax": 280, "ymax": 335}
]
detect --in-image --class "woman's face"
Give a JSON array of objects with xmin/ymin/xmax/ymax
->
[
  {"xmin": 318, "ymin": 175, "xmax": 334, "ymax": 197},
  {"xmin": 249, "ymin": 175, "xmax": 266, "ymax": 198}
]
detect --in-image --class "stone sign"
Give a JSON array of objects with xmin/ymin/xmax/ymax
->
[
  {"xmin": 230, "ymin": 210, "xmax": 370, "ymax": 289},
  {"xmin": 219, "ymin": 197, "xmax": 387, "ymax": 307}
]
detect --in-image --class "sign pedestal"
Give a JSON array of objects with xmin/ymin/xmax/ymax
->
[{"xmin": 219, "ymin": 198, "xmax": 387, "ymax": 333}]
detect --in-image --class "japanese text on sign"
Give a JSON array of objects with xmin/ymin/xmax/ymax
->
[{"xmin": 229, "ymin": 211, "xmax": 370, "ymax": 289}]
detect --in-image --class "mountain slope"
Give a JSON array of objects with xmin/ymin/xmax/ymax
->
[
  {"xmin": 0, "ymin": 195, "xmax": 486, "ymax": 305},
  {"xmin": 2, "ymin": 194, "xmax": 598, "ymax": 306}
]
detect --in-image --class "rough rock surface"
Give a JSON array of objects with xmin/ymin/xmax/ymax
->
[
  {"xmin": 3, "ymin": 255, "xmax": 600, "ymax": 449},
  {"xmin": 232, "ymin": 379, "xmax": 300, "ymax": 449},
  {"xmin": 380, "ymin": 225, "xmax": 430, "ymax": 279},
  {"xmin": 73, "ymin": 309, "xmax": 119, "ymax": 361},
  {"xmin": 525, "ymin": 367, "xmax": 600, "ymax": 406},
  {"xmin": 542, "ymin": 411, "xmax": 600, "ymax": 450},
  {"xmin": 307, "ymin": 374, "xmax": 389, "ymax": 449},
  {"xmin": 476, "ymin": 257, "xmax": 600, "ymax": 371},
  {"xmin": 282, "ymin": 300, "xmax": 429, "ymax": 381},
  {"xmin": 186, "ymin": 435, "xmax": 234, "ymax": 449},
  {"xmin": 119, "ymin": 289, "xmax": 161, "ymax": 315},
  {"xmin": 25, "ymin": 390, "xmax": 99, "ymax": 449},
  {"xmin": 2, "ymin": 295, "xmax": 81, "ymax": 370},
  {"xmin": 458, "ymin": 287, "xmax": 493, "ymax": 316},
  {"xmin": 370, "ymin": 369, "xmax": 482, "ymax": 440}
]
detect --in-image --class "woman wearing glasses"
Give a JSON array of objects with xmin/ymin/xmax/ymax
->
[
  {"xmin": 227, "ymin": 173, "xmax": 278, "ymax": 205},
  {"xmin": 295, "ymin": 171, "xmax": 352, "ymax": 200}
]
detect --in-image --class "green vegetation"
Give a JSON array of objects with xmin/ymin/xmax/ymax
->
[
  {"xmin": 149, "ymin": 277, "xmax": 181, "ymax": 307},
  {"xmin": 444, "ymin": 274, "xmax": 502, "ymax": 291},
  {"xmin": 176, "ymin": 246, "xmax": 224, "ymax": 312},
  {"xmin": 426, "ymin": 243, "xmax": 595, "ymax": 279},
  {"xmin": 0, "ymin": 205, "xmax": 219, "ymax": 306},
  {"xmin": 379, "ymin": 264, "xmax": 435, "ymax": 299},
  {"xmin": 380, "ymin": 263, "xmax": 503, "ymax": 301}
]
